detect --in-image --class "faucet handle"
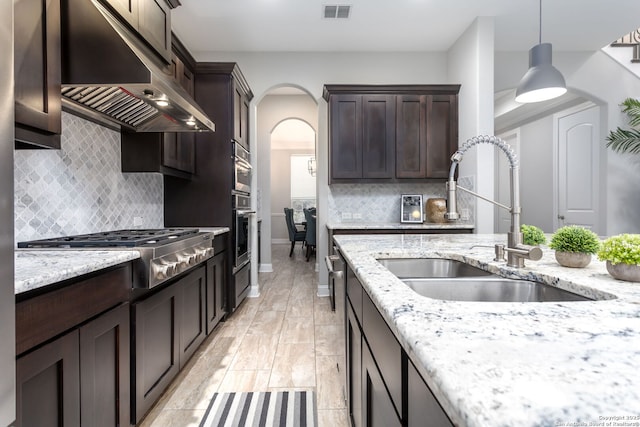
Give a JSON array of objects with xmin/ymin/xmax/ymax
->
[{"xmin": 494, "ymin": 244, "xmax": 505, "ymax": 262}]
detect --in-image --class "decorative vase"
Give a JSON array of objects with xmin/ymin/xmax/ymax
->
[
  {"xmin": 606, "ymin": 261, "xmax": 640, "ymax": 282},
  {"xmin": 425, "ymin": 198, "xmax": 447, "ymax": 223},
  {"xmin": 554, "ymin": 251, "xmax": 591, "ymax": 268}
]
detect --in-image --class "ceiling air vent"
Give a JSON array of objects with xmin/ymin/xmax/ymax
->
[{"xmin": 323, "ymin": 5, "xmax": 351, "ymax": 19}]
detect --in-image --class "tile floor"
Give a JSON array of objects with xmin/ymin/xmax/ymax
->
[{"xmin": 139, "ymin": 243, "xmax": 349, "ymax": 426}]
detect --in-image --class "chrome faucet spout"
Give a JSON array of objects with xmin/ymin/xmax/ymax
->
[{"xmin": 445, "ymin": 135, "xmax": 537, "ymax": 268}]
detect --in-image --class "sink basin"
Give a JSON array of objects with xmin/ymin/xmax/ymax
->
[
  {"xmin": 402, "ymin": 277, "xmax": 592, "ymax": 302},
  {"xmin": 377, "ymin": 258, "xmax": 493, "ymax": 279},
  {"xmin": 377, "ymin": 258, "xmax": 592, "ymax": 302}
]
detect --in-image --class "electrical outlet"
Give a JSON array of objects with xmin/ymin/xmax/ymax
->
[
  {"xmin": 460, "ymin": 209, "xmax": 470, "ymax": 221},
  {"xmin": 342, "ymin": 212, "xmax": 352, "ymax": 220},
  {"xmin": 133, "ymin": 216, "xmax": 143, "ymax": 226},
  {"xmin": 352, "ymin": 213, "xmax": 363, "ymax": 220}
]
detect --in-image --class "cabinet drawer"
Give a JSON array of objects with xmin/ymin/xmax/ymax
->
[
  {"xmin": 346, "ymin": 265, "xmax": 362, "ymax": 325},
  {"xmin": 362, "ymin": 291, "xmax": 402, "ymax": 418},
  {"xmin": 16, "ymin": 264, "xmax": 132, "ymax": 355}
]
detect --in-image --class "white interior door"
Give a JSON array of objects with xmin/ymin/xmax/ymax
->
[
  {"xmin": 555, "ymin": 105, "xmax": 600, "ymax": 231},
  {"xmin": 495, "ymin": 130, "xmax": 520, "ymax": 233}
]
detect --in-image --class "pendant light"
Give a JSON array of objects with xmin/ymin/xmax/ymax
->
[{"xmin": 515, "ymin": 0, "xmax": 567, "ymax": 103}]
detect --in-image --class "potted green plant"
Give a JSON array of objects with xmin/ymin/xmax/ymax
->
[
  {"xmin": 605, "ymin": 98, "xmax": 640, "ymax": 154},
  {"xmin": 521, "ymin": 224, "xmax": 546, "ymax": 246},
  {"xmin": 597, "ymin": 234, "xmax": 640, "ymax": 282},
  {"xmin": 549, "ymin": 226, "xmax": 600, "ymax": 268}
]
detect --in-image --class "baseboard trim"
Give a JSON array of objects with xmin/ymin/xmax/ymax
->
[
  {"xmin": 259, "ymin": 263, "xmax": 273, "ymax": 273},
  {"xmin": 272, "ymin": 238, "xmax": 289, "ymax": 244},
  {"xmin": 248, "ymin": 284, "xmax": 260, "ymax": 298},
  {"xmin": 316, "ymin": 283, "xmax": 330, "ymax": 297}
]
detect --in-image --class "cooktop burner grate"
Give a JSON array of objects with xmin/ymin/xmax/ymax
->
[{"xmin": 17, "ymin": 228, "xmax": 199, "ymax": 248}]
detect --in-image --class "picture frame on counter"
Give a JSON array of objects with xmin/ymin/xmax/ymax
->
[{"xmin": 400, "ymin": 194, "xmax": 424, "ymax": 223}]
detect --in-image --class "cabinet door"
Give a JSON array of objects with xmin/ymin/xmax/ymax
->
[
  {"xmin": 408, "ymin": 360, "xmax": 453, "ymax": 427},
  {"xmin": 426, "ymin": 95, "xmax": 458, "ymax": 178},
  {"xmin": 206, "ymin": 251, "xmax": 226, "ymax": 334},
  {"xmin": 14, "ymin": 0, "xmax": 61, "ymax": 149},
  {"xmin": 162, "ymin": 132, "xmax": 195, "ymax": 174},
  {"xmin": 15, "ymin": 330, "xmax": 80, "ymax": 427},
  {"xmin": 102, "ymin": 0, "xmax": 139, "ymax": 29},
  {"xmin": 179, "ymin": 267, "xmax": 207, "ymax": 368},
  {"xmin": 362, "ymin": 342, "xmax": 402, "ymax": 427},
  {"xmin": 346, "ymin": 301, "xmax": 363, "ymax": 427},
  {"xmin": 80, "ymin": 304, "xmax": 130, "ymax": 427},
  {"xmin": 330, "ymin": 95, "xmax": 363, "ymax": 180},
  {"xmin": 133, "ymin": 284, "xmax": 180, "ymax": 423},
  {"xmin": 396, "ymin": 95, "xmax": 427, "ymax": 178},
  {"xmin": 362, "ymin": 95, "xmax": 395, "ymax": 179},
  {"xmin": 232, "ymin": 81, "xmax": 249, "ymax": 148},
  {"xmin": 137, "ymin": 0, "xmax": 171, "ymax": 61}
]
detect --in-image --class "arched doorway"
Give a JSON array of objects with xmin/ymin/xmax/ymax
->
[{"xmin": 255, "ymin": 86, "xmax": 318, "ymax": 274}]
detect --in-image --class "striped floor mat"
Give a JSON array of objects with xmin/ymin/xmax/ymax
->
[{"xmin": 199, "ymin": 391, "xmax": 317, "ymax": 427}]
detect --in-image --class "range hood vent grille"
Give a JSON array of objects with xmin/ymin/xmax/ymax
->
[{"xmin": 62, "ymin": 86, "xmax": 159, "ymax": 128}]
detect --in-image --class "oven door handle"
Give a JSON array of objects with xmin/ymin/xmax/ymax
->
[
  {"xmin": 235, "ymin": 157, "xmax": 252, "ymax": 171},
  {"xmin": 237, "ymin": 210, "xmax": 256, "ymax": 216}
]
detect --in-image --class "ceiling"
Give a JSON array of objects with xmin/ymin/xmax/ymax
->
[{"xmin": 172, "ymin": 0, "xmax": 640, "ymax": 54}]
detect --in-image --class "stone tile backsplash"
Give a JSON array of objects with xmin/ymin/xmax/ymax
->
[
  {"xmin": 14, "ymin": 112, "xmax": 163, "ymax": 244},
  {"xmin": 328, "ymin": 179, "xmax": 474, "ymax": 224}
]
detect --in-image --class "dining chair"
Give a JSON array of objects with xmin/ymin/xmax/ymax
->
[{"xmin": 284, "ymin": 208, "xmax": 306, "ymax": 257}]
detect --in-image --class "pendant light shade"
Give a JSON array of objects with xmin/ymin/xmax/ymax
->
[{"xmin": 515, "ymin": 0, "xmax": 567, "ymax": 103}]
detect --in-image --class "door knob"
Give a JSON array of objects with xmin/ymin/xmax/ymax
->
[{"xmin": 558, "ymin": 215, "xmax": 565, "ymax": 220}]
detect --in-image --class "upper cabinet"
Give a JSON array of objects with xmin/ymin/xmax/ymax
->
[
  {"xmin": 324, "ymin": 85, "xmax": 460, "ymax": 184},
  {"xmin": 14, "ymin": 0, "xmax": 62, "ymax": 149},
  {"xmin": 101, "ymin": 0, "xmax": 175, "ymax": 61}
]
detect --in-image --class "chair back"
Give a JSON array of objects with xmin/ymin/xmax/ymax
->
[
  {"xmin": 284, "ymin": 208, "xmax": 297, "ymax": 241},
  {"xmin": 303, "ymin": 208, "xmax": 316, "ymax": 246}
]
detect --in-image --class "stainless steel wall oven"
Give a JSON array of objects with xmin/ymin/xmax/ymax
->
[{"xmin": 233, "ymin": 143, "xmax": 251, "ymax": 194}]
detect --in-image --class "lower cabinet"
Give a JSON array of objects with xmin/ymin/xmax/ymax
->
[
  {"xmin": 362, "ymin": 342, "xmax": 402, "ymax": 427},
  {"xmin": 132, "ymin": 265, "xmax": 207, "ymax": 424},
  {"xmin": 206, "ymin": 236, "xmax": 227, "ymax": 334},
  {"xmin": 343, "ymin": 264, "xmax": 454, "ymax": 427},
  {"xmin": 15, "ymin": 303, "xmax": 130, "ymax": 427}
]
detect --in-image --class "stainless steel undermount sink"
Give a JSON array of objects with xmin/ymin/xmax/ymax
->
[{"xmin": 378, "ymin": 258, "xmax": 592, "ymax": 303}]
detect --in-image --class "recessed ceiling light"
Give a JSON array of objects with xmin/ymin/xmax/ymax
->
[
  {"xmin": 186, "ymin": 119, "xmax": 196, "ymax": 126},
  {"xmin": 323, "ymin": 5, "xmax": 351, "ymax": 19}
]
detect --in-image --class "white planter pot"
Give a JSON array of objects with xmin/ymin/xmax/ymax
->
[
  {"xmin": 606, "ymin": 261, "xmax": 640, "ymax": 282},
  {"xmin": 554, "ymin": 251, "xmax": 591, "ymax": 268}
]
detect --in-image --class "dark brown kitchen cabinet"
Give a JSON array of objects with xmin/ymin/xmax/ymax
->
[
  {"xmin": 101, "ymin": 0, "xmax": 174, "ymax": 62},
  {"xmin": 132, "ymin": 280, "xmax": 180, "ymax": 423},
  {"xmin": 14, "ymin": 0, "xmax": 62, "ymax": 149},
  {"xmin": 233, "ymin": 79, "xmax": 250, "ymax": 149},
  {"xmin": 15, "ymin": 330, "xmax": 80, "ymax": 427},
  {"xmin": 396, "ymin": 94, "xmax": 458, "ymax": 179},
  {"xmin": 121, "ymin": 38, "xmax": 196, "ymax": 177},
  {"xmin": 178, "ymin": 266, "xmax": 206, "ymax": 368},
  {"xmin": 408, "ymin": 360, "xmax": 454, "ymax": 427},
  {"xmin": 206, "ymin": 235, "xmax": 227, "ymax": 334},
  {"xmin": 132, "ymin": 265, "xmax": 207, "ymax": 423},
  {"xmin": 328, "ymin": 95, "xmax": 395, "ymax": 181},
  {"xmin": 15, "ymin": 302, "xmax": 130, "ymax": 427},
  {"xmin": 324, "ymin": 85, "xmax": 460, "ymax": 183},
  {"xmin": 342, "ymin": 262, "xmax": 454, "ymax": 426},
  {"xmin": 362, "ymin": 342, "xmax": 402, "ymax": 427}
]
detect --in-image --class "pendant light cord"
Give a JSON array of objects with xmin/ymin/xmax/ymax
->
[{"xmin": 539, "ymin": 0, "xmax": 542, "ymax": 44}]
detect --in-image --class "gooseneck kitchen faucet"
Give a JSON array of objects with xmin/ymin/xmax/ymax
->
[{"xmin": 445, "ymin": 135, "xmax": 542, "ymax": 268}]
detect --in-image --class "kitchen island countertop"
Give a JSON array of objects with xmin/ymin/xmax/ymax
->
[
  {"xmin": 327, "ymin": 222, "xmax": 474, "ymax": 231},
  {"xmin": 333, "ymin": 233, "xmax": 640, "ymax": 427}
]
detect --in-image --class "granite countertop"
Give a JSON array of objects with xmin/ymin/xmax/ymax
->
[
  {"xmin": 326, "ymin": 222, "xmax": 475, "ymax": 230},
  {"xmin": 197, "ymin": 226, "xmax": 230, "ymax": 236},
  {"xmin": 333, "ymin": 233, "xmax": 640, "ymax": 427},
  {"xmin": 15, "ymin": 249, "xmax": 141, "ymax": 295}
]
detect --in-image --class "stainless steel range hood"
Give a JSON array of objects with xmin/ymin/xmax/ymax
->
[{"xmin": 60, "ymin": 0, "xmax": 214, "ymax": 133}]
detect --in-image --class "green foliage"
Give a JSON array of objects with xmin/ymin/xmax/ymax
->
[
  {"xmin": 606, "ymin": 98, "xmax": 640, "ymax": 154},
  {"xmin": 521, "ymin": 224, "xmax": 546, "ymax": 245},
  {"xmin": 549, "ymin": 226, "xmax": 600, "ymax": 254},
  {"xmin": 597, "ymin": 234, "xmax": 640, "ymax": 266}
]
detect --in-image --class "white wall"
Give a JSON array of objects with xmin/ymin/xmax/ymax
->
[
  {"xmin": 447, "ymin": 17, "xmax": 496, "ymax": 233},
  {"xmin": 495, "ymin": 49, "xmax": 640, "ymax": 234}
]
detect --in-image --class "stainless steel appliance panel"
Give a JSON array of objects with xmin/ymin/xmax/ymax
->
[
  {"xmin": 233, "ymin": 143, "xmax": 251, "ymax": 194},
  {"xmin": 233, "ymin": 194, "xmax": 252, "ymax": 270},
  {"xmin": 0, "ymin": 1, "xmax": 15, "ymax": 422}
]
